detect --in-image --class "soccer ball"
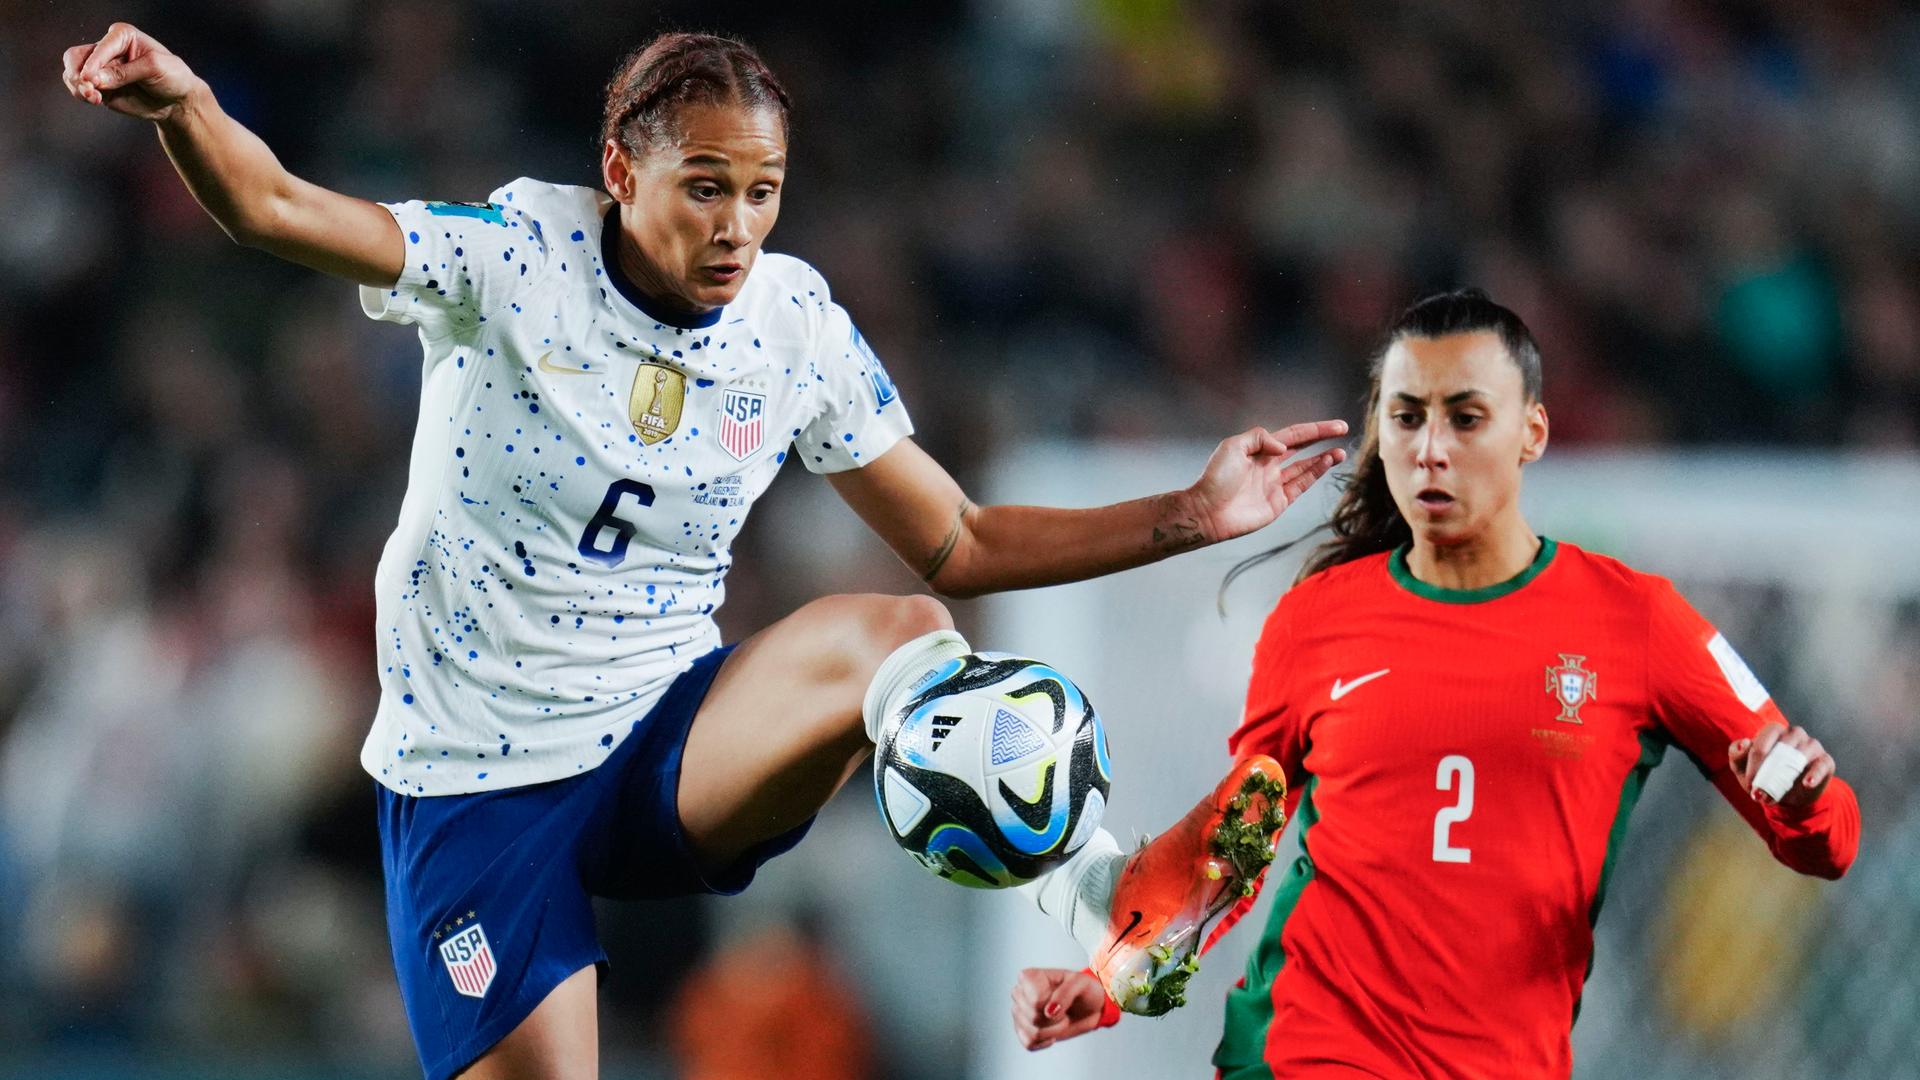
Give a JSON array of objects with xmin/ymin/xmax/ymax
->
[{"xmin": 873, "ymin": 652, "xmax": 1113, "ymax": 889}]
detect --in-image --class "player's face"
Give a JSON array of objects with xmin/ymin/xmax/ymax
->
[
  {"xmin": 1376, "ymin": 331, "xmax": 1548, "ymax": 546},
  {"xmin": 603, "ymin": 102, "xmax": 787, "ymax": 313}
]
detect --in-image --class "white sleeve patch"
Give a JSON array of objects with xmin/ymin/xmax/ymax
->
[{"xmin": 1706, "ymin": 631, "xmax": 1771, "ymax": 711}]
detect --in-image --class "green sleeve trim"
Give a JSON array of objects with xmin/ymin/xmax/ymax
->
[
  {"xmin": 1387, "ymin": 536, "xmax": 1558, "ymax": 604},
  {"xmin": 1573, "ymin": 728, "xmax": 1667, "ymax": 1025},
  {"xmin": 1213, "ymin": 776, "xmax": 1320, "ymax": 1079}
]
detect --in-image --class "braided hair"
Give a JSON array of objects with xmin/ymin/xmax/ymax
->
[{"xmin": 600, "ymin": 32, "xmax": 791, "ymax": 156}]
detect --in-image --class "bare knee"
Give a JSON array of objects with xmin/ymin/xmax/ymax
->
[
  {"xmin": 795, "ymin": 592, "xmax": 954, "ymax": 688},
  {"xmin": 868, "ymin": 592, "xmax": 954, "ymax": 655}
]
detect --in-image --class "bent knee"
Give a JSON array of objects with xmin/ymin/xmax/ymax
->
[
  {"xmin": 797, "ymin": 592, "xmax": 954, "ymax": 679},
  {"xmin": 872, "ymin": 592, "xmax": 953, "ymax": 648}
]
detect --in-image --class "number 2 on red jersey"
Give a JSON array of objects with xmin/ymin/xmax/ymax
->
[{"xmin": 1433, "ymin": 755, "xmax": 1474, "ymax": 863}]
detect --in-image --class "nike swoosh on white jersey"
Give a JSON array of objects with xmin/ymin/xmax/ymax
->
[
  {"xmin": 1330, "ymin": 668, "xmax": 1391, "ymax": 700},
  {"xmin": 536, "ymin": 351, "xmax": 602, "ymax": 375}
]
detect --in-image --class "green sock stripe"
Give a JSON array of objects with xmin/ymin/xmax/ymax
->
[{"xmin": 1212, "ymin": 776, "xmax": 1319, "ymax": 1079}]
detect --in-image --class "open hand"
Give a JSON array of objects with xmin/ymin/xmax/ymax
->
[
  {"xmin": 1185, "ymin": 420, "xmax": 1349, "ymax": 543},
  {"xmin": 62, "ymin": 22, "xmax": 199, "ymax": 122},
  {"xmin": 1010, "ymin": 967, "xmax": 1109, "ymax": 1050}
]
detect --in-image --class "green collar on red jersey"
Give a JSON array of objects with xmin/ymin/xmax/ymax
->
[{"xmin": 1388, "ymin": 536, "xmax": 1558, "ymax": 603}]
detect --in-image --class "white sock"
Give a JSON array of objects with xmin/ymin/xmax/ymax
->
[
  {"xmin": 862, "ymin": 628, "xmax": 972, "ymax": 744},
  {"xmin": 1016, "ymin": 827, "xmax": 1126, "ymax": 958}
]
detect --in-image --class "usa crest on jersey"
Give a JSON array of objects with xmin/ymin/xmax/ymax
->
[
  {"xmin": 718, "ymin": 387, "xmax": 766, "ymax": 460},
  {"xmin": 439, "ymin": 922, "xmax": 496, "ymax": 998}
]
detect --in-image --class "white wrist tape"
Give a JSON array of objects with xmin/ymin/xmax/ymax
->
[{"xmin": 1753, "ymin": 742, "xmax": 1809, "ymax": 802}]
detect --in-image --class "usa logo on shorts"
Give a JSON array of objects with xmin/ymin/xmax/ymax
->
[
  {"xmin": 718, "ymin": 388, "xmax": 765, "ymax": 460},
  {"xmin": 439, "ymin": 922, "xmax": 496, "ymax": 998}
]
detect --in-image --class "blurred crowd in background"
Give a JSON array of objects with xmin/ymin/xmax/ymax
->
[{"xmin": 0, "ymin": 0, "xmax": 1916, "ymax": 1077}]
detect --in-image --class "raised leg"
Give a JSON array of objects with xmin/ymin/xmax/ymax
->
[{"xmin": 677, "ymin": 592, "xmax": 956, "ymax": 872}]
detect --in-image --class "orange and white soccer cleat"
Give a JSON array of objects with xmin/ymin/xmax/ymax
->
[{"xmin": 1090, "ymin": 755, "xmax": 1288, "ymax": 1016}]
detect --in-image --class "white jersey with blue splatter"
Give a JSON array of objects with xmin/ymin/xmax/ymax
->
[{"xmin": 356, "ymin": 177, "xmax": 913, "ymax": 796}]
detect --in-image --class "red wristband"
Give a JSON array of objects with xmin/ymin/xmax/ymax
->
[{"xmin": 1083, "ymin": 967, "xmax": 1123, "ymax": 1028}]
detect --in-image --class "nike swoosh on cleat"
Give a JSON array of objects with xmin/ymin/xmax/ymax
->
[
  {"xmin": 1118, "ymin": 909, "xmax": 1145, "ymax": 942},
  {"xmin": 535, "ymin": 351, "xmax": 602, "ymax": 375},
  {"xmin": 1330, "ymin": 668, "xmax": 1390, "ymax": 701}
]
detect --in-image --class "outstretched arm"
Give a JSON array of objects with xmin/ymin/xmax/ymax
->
[
  {"xmin": 1647, "ymin": 580, "xmax": 1858, "ymax": 879},
  {"xmin": 829, "ymin": 421, "xmax": 1348, "ymax": 599},
  {"xmin": 62, "ymin": 22, "xmax": 402, "ymax": 285}
]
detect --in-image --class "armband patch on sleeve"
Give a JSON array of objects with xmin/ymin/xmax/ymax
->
[
  {"xmin": 850, "ymin": 323, "xmax": 898, "ymax": 408},
  {"xmin": 1706, "ymin": 631, "xmax": 1771, "ymax": 711}
]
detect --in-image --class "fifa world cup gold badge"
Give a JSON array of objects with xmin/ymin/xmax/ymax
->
[
  {"xmin": 629, "ymin": 362, "xmax": 685, "ymax": 445},
  {"xmin": 1545, "ymin": 654, "xmax": 1597, "ymax": 723}
]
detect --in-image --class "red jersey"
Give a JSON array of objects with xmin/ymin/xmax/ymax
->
[{"xmin": 1212, "ymin": 539, "xmax": 1859, "ymax": 1079}]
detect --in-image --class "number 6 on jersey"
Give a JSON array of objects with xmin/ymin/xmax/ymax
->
[
  {"xmin": 578, "ymin": 479, "xmax": 656, "ymax": 567},
  {"xmin": 1433, "ymin": 754, "xmax": 1474, "ymax": 864}
]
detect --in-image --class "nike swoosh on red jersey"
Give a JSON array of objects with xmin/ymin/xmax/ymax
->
[{"xmin": 1330, "ymin": 668, "xmax": 1391, "ymax": 701}]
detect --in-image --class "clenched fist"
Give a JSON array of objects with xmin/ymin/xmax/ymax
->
[
  {"xmin": 1010, "ymin": 967, "xmax": 1110, "ymax": 1050},
  {"xmin": 62, "ymin": 22, "xmax": 201, "ymax": 122}
]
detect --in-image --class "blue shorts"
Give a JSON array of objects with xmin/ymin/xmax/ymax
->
[{"xmin": 376, "ymin": 645, "xmax": 813, "ymax": 1080}]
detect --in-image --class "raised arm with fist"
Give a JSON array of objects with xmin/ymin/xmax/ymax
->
[{"xmin": 60, "ymin": 21, "xmax": 403, "ymax": 284}]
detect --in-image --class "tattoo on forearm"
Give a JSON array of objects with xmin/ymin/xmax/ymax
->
[
  {"xmin": 1151, "ymin": 522, "xmax": 1207, "ymax": 550},
  {"xmin": 1149, "ymin": 493, "xmax": 1208, "ymax": 554},
  {"xmin": 922, "ymin": 498, "xmax": 971, "ymax": 581}
]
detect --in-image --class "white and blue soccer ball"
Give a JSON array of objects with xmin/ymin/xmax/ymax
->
[{"xmin": 874, "ymin": 652, "xmax": 1113, "ymax": 889}]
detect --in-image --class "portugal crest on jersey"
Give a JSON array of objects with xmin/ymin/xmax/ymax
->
[
  {"xmin": 629, "ymin": 362, "xmax": 685, "ymax": 445},
  {"xmin": 1546, "ymin": 654, "xmax": 1597, "ymax": 723},
  {"xmin": 718, "ymin": 387, "xmax": 766, "ymax": 460}
]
